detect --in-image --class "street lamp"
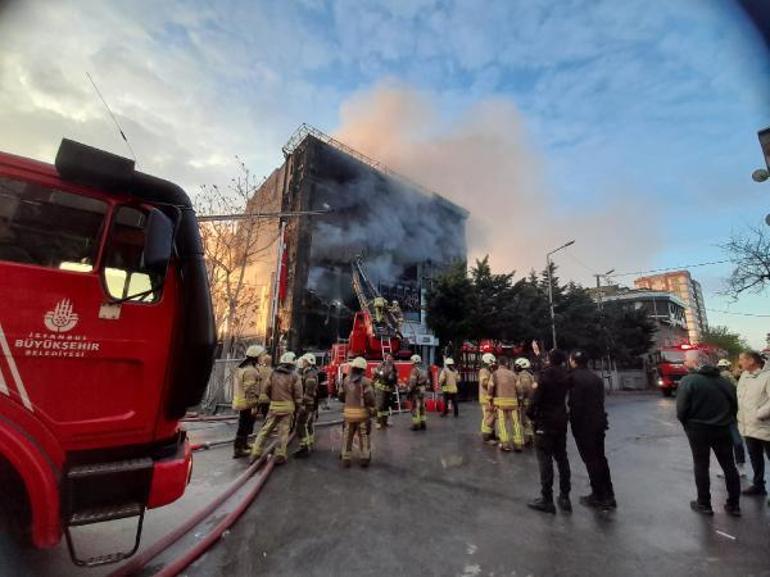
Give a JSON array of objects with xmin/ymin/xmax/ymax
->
[
  {"xmin": 546, "ymin": 240, "xmax": 575, "ymax": 350},
  {"xmin": 752, "ymin": 127, "xmax": 770, "ymax": 183}
]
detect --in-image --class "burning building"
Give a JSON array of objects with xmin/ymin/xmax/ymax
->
[{"xmin": 243, "ymin": 124, "xmax": 468, "ymax": 362}]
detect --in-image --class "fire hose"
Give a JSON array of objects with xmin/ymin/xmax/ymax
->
[{"xmin": 109, "ymin": 415, "xmax": 352, "ymax": 577}]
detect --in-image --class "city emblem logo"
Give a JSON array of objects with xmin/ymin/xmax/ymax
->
[{"xmin": 44, "ymin": 299, "xmax": 79, "ymax": 333}]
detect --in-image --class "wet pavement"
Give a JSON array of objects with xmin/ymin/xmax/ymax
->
[
  {"xmin": 4, "ymin": 394, "xmax": 770, "ymax": 577},
  {"xmin": 186, "ymin": 394, "xmax": 770, "ymax": 577}
]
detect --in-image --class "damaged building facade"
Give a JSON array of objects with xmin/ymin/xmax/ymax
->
[{"xmin": 243, "ymin": 125, "xmax": 468, "ymax": 363}]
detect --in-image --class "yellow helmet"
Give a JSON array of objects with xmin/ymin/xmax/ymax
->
[
  {"xmin": 350, "ymin": 356, "xmax": 368, "ymax": 370},
  {"xmin": 481, "ymin": 352, "xmax": 496, "ymax": 365},
  {"xmin": 246, "ymin": 344, "xmax": 265, "ymax": 358},
  {"xmin": 280, "ymin": 352, "xmax": 297, "ymax": 365},
  {"xmin": 410, "ymin": 354, "xmax": 422, "ymax": 364}
]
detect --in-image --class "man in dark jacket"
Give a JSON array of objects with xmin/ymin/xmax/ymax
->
[
  {"xmin": 677, "ymin": 350, "xmax": 741, "ymax": 516},
  {"xmin": 568, "ymin": 350, "xmax": 616, "ymax": 510},
  {"xmin": 527, "ymin": 349, "xmax": 571, "ymax": 514}
]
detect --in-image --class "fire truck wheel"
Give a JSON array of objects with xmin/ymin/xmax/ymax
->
[{"xmin": 0, "ymin": 459, "xmax": 31, "ymax": 546}]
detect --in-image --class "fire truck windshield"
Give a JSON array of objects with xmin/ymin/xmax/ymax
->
[
  {"xmin": 661, "ymin": 350, "xmax": 686, "ymax": 364},
  {"xmin": 0, "ymin": 176, "xmax": 106, "ymax": 270}
]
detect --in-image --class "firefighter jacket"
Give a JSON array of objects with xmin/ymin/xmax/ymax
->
[
  {"xmin": 439, "ymin": 367, "xmax": 459, "ymax": 394},
  {"xmin": 517, "ymin": 370, "xmax": 536, "ymax": 399},
  {"xmin": 478, "ymin": 367, "xmax": 493, "ymax": 403},
  {"xmin": 490, "ymin": 367, "xmax": 519, "ymax": 409},
  {"xmin": 340, "ymin": 373, "xmax": 376, "ymax": 423},
  {"xmin": 374, "ymin": 361, "xmax": 398, "ymax": 392},
  {"xmin": 300, "ymin": 366, "xmax": 319, "ymax": 410},
  {"xmin": 262, "ymin": 364, "xmax": 303, "ymax": 415},
  {"xmin": 408, "ymin": 366, "xmax": 429, "ymax": 399},
  {"xmin": 232, "ymin": 364, "xmax": 261, "ymax": 411}
]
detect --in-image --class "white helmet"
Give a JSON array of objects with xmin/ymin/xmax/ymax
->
[
  {"xmin": 481, "ymin": 352, "xmax": 496, "ymax": 365},
  {"xmin": 514, "ymin": 357, "xmax": 531, "ymax": 370},
  {"xmin": 246, "ymin": 344, "xmax": 265, "ymax": 358},
  {"xmin": 444, "ymin": 357, "xmax": 455, "ymax": 366},
  {"xmin": 717, "ymin": 358, "xmax": 731, "ymax": 368},
  {"xmin": 280, "ymin": 352, "xmax": 297, "ymax": 365},
  {"xmin": 350, "ymin": 356, "xmax": 368, "ymax": 370},
  {"xmin": 302, "ymin": 353, "xmax": 317, "ymax": 366},
  {"xmin": 410, "ymin": 354, "xmax": 422, "ymax": 364},
  {"xmin": 392, "ymin": 300, "xmax": 399, "ymax": 305}
]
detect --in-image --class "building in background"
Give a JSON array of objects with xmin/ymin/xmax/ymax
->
[
  {"xmin": 241, "ymin": 125, "xmax": 468, "ymax": 363},
  {"xmin": 591, "ymin": 285, "xmax": 690, "ymax": 349},
  {"xmin": 634, "ymin": 270, "xmax": 708, "ymax": 343}
]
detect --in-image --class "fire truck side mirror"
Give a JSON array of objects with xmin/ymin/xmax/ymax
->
[{"xmin": 144, "ymin": 208, "xmax": 174, "ymax": 275}]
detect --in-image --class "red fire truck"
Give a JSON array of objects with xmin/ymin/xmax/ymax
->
[
  {"xmin": 652, "ymin": 343, "xmax": 724, "ymax": 397},
  {"xmin": 324, "ymin": 257, "xmax": 436, "ymax": 398},
  {"xmin": 0, "ymin": 140, "xmax": 215, "ymax": 565}
]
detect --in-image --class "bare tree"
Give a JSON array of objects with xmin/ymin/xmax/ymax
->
[
  {"xmin": 721, "ymin": 226, "xmax": 770, "ymax": 298},
  {"xmin": 197, "ymin": 158, "xmax": 278, "ymax": 359}
]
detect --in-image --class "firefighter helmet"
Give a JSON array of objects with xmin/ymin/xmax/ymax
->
[
  {"xmin": 717, "ymin": 358, "xmax": 731, "ymax": 368},
  {"xmin": 350, "ymin": 356, "xmax": 368, "ymax": 370},
  {"xmin": 444, "ymin": 357, "xmax": 455, "ymax": 366},
  {"xmin": 514, "ymin": 357, "xmax": 531, "ymax": 370},
  {"xmin": 410, "ymin": 354, "xmax": 422, "ymax": 364},
  {"xmin": 280, "ymin": 352, "xmax": 297, "ymax": 365},
  {"xmin": 481, "ymin": 352, "xmax": 496, "ymax": 365},
  {"xmin": 392, "ymin": 300, "xmax": 399, "ymax": 305},
  {"xmin": 302, "ymin": 353, "xmax": 317, "ymax": 366},
  {"xmin": 246, "ymin": 344, "xmax": 265, "ymax": 358}
]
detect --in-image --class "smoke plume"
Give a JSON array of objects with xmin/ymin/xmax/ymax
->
[{"xmin": 334, "ymin": 82, "xmax": 660, "ymax": 283}]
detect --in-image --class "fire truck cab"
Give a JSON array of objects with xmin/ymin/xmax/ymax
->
[{"xmin": 0, "ymin": 140, "xmax": 215, "ymax": 565}]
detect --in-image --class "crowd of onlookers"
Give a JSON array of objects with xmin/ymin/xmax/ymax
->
[{"xmin": 677, "ymin": 350, "xmax": 770, "ymax": 516}]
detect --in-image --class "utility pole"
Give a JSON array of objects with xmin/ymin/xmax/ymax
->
[
  {"xmin": 594, "ymin": 268, "xmax": 615, "ymax": 393},
  {"xmin": 546, "ymin": 240, "xmax": 575, "ymax": 350}
]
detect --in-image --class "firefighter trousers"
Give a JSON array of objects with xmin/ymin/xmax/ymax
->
[
  {"xmin": 341, "ymin": 419, "xmax": 371, "ymax": 464},
  {"xmin": 479, "ymin": 396, "xmax": 496, "ymax": 438},
  {"xmin": 411, "ymin": 395, "xmax": 426, "ymax": 428},
  {"xmin": 496, "ymin": 406, "xmax": 523, "ymax": 450},
  {"xmin": 375, "ymin": 387, "xmax": 392, "ymax": 427},
  {"xmin": 251, "ymin": 411, "xmax": 292, "ymax": 459},
  {"xmin": 519, "ymin": 399, "xmax": 534, "ymax": 445},
  {"xmin": 295, "ymin": 406, "xmax": 315, "ymax": 449}
]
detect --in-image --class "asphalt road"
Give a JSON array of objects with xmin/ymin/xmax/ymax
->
[
  {"xmin": 4, "ymin": 395, "xmax": 770, "ymax": 577},
  {"xmin": 186, "ymin": 394, "xmax": 770, "ymax": 577}
]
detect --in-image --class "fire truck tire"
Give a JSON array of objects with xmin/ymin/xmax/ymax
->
[{"xmin": 0, "ymin": 458, "xmax": 31, "ymax": 546}]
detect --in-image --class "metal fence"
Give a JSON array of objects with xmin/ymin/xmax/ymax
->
[{"xmin": 201, "ymin": 358, "xmax": 242, "ymax": 413}]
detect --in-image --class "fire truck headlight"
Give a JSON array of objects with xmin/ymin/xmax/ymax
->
[{"xmin": 658, "ymin": 379, "xmax": 665, "ymax": 387}]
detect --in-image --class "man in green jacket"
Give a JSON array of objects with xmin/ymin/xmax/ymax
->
[{"xmin": 677, "ymin": 351, "xmax": 741, "ymax": 516}]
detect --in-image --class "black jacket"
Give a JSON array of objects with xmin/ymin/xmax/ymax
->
[
  {"xmin": 527, "ymin": 366, "xmax": 569, "ymax": 433},
  {"xmin": 568, "ymin": 367, "xmax": 607, "ymax": 434},
  {"xmin": 676, "ymin": 366, "xmax": 737, "ymax": 428}
]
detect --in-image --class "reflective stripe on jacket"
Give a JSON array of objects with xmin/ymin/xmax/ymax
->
[
  {"xmin": 439, "ymin": 368, "xmax": 459, "ymax": 394},
  {"xmin": 232, "ymin": 365, "xmax": 260, "ymax": 411}
]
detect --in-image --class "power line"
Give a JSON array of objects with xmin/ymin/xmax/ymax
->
[
  {"xmin": 611, "ymin": 259, "xmax": 732, "ymax": 278},
  {"xmin": 706, "ymin": 308, "xmax": 770, "ymax": 318}
]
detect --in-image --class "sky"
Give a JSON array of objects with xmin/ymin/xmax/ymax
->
[{"xmin": 1, "ymin": 0, "xmax": 769, "ymax": 346}]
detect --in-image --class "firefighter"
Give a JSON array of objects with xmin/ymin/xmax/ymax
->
[
  {"xmin": 293, "ymin": 353, "xmax": 319, "ymax": 458},
  {"xmin": 374, "ymin": 353, "xmax": 398, "ymax": 429},
  {"xmin": 250, "ymin": 352, "xmax": 303, "ymax": 465},
  {"xmin": 254, "ymin": 352, "xmax": 274, "ymax": 419},
  {"xmin": 490, "ymin": 357, "xmax": 524, "ymax": 452},
  {"xmin": 515, "ymin": 357, "xmax": 536, "ymax": 446},
  {"xmin": 232, "ymin": 345, "xmax": 264, "ymax": 458},
  {"xmin": 373, "ymin": 295, "xmax": 387, "ymax": 323},
  {"xmin": 439, "ymin": 357, "xmax": 460, "ymax": 417},
  {"xmin": 479, "ymin": 352, "xmax": 497, "ymax": 443},
  {"xmin": 408, "ymin": 354, "xmax": 429, "ymax": 431},
  {"xmin": 389, "ymin": 300, "xmax": 404, "ymax": 327},
  {"xmin": 339, "ymin": 356, "xmax": 376, "ymax": 467}
]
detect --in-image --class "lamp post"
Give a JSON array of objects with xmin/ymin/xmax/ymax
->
[
  {"xmin": 546, "ymin": 240, "xmax": 575, "ymax": 350},
  {"xmin": 751, "ymin": 127, "xmax": 770, "ymax": 183},
  {"xmin": 594, "ymin": 268, "xmax": 615, "ymax": 392}
]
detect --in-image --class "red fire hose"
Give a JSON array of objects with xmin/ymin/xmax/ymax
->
[
  {"xmin": 151, "ymin": 457, "xmax": 276, "ymax": 577},
  {"xmin": 107, "ymin": 442, "xmax": 277, "ymax": 577}
]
